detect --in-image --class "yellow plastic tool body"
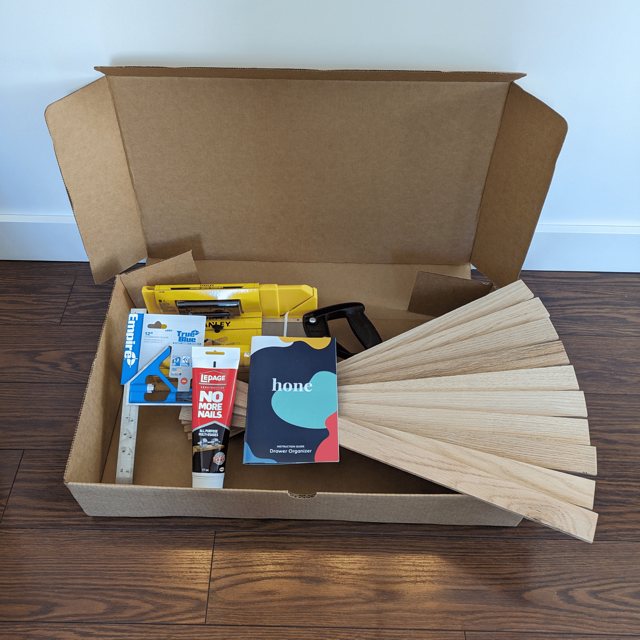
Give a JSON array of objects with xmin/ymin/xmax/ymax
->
[{"xmin": 142, "ymin": 284, "xmax": 318, "ymax": 369}]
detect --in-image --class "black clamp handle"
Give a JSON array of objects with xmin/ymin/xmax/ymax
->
[{"xmin": 302, "ymin": 302, "xmax": 382, "ymax": 359}]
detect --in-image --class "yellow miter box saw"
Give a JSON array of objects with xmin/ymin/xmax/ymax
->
[{"xmin": 142, "ymin": 283, "xmax": 318, "ymax": 370}]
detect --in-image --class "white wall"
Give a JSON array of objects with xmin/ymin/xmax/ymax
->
[{"xmin": 1, "ymin": 0, "xmax": 639, "ymax": 270}]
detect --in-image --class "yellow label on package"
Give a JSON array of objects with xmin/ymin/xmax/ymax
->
[{"xmin": 142, "ymin": 284, "xmax": 318, "ymax": 370}]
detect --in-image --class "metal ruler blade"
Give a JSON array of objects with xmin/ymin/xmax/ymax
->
[{"xmin": 116, "ymin": 383, "xmax": 139, "ymax": 484}]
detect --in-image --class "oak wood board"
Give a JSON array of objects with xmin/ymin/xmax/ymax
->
[{"xmin": 339, "ymin": 418, "xmax": 598, "ymax": 541}]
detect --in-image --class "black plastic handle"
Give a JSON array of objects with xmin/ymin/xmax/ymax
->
[{"xmin": 302, "ymin": 302, "xmax": 382, "ymax": 359}]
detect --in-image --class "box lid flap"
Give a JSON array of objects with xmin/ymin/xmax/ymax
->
[
  {"xmin": 95, "ymin": 67, "xmax": 522, "ymax": 266},
  {"xmin": 48, "ymin": 68, "xmax": 564, "ymax": 281},
  {"xmin": 471, "ymin": 84, "xmax": 568, "ymax": 286},
  {"xmin": 45, "ymin": 78, "xmax": 148, "ymax": 283}
]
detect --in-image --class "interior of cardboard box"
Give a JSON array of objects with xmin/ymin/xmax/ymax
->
[
  {"xmin": 87, "ymin": 257, "xmax": 471, "ymax": 496},
  {"xmin": 188, "ymin": 260, "xmax": 471, "ymax": 310},
  {"xmin": 100, "ymin": 406, "xmax": 453, "ymax": 496}
]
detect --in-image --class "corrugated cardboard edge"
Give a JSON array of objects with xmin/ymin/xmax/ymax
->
[
  {"xmin": 45, "ymin": 78, "xmax": 147, "ymax": 284},
  {"xmin": 471, "ymin": 84, "xmax": 568, "ymax": 286},
  {"xmin": 64, "ymin": 277, "xmax": 134, "ymax": 484},
  {"xmin": 120, "ymin": 250, "xmax": 201, "ymax": 308},
  {"xmin": 96, "ymin": 66, "xmax": 525, "ymax": 83},
  {"xmin": 65, "ymin": 482, "xmax": 522, "ymax": 526}
]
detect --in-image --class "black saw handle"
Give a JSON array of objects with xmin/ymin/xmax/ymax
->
[{"xmin": 302, "ymin": 302, "xmax": 382, "ymax": 359}]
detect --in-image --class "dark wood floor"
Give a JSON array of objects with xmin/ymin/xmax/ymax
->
[{"xmin": 0, "ymin": 262, "xmax": 638, "ymax": 639}]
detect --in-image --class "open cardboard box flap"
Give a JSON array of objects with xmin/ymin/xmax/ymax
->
[
  {"xmin": 47, "ymin": 68, "xmax": 567, "ymax": 526},
  {"xmin": 46, "ymin": 67, "xmax": 566, "ymax": 287}
]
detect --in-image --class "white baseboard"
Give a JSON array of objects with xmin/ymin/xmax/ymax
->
[
  {"xmin": 522, "ymin": 224, "xmax": 640, "ymax": 273},
  {"xmin": 0, "ymin": 214, "xmax": 88, "ymax": 262},
  {"xmin": 1, "ymin": 215, "xmax": 639, "ymax": 272}
]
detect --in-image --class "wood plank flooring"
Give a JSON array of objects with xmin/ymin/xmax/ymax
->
[
  {"xmin": 0, "ymin": 262, "xmax": 638, "ymax": 638},
  {"xmin": 0, "ymin": 624, "xmax": 458, "ymax": 640}
]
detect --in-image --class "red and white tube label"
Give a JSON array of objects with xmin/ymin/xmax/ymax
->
[
  {"xmin": 191, "ymin": 348, "xmax": 240, "ymax": 479},
  {"xmin": 193, "ymin": 367, "xmax": 238, "ymax": 429}
]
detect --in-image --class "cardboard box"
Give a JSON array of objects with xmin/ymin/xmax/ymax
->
[{"xmin": 46, "ymin": 67, "xmax": 567, "ymax": 525}]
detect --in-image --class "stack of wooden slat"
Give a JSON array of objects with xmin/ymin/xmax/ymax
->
[{"xmin": 182, "ymin": 280, "xmax": 598, "ymax": 542}]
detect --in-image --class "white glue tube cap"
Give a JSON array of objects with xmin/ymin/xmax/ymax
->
[{"xmin": 192, "ymin": 472, "xmax": 225, "ymax": 489}]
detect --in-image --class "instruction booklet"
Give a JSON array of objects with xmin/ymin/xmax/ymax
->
[{"xmin": 243, "ymin": 337, "xmax": 339, "ymax": 465}]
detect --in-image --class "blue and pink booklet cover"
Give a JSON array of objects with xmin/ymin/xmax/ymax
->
[{"xmin": 243, "ymin": 337, "xmax": 339, "ymax": 465}]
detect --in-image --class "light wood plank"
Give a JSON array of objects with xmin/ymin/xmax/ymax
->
[
  {"xmin": 338, "ymin": 366, "xmax": 579, "ymax": 393},
  {"xmin": 224, "ymin": 367, "xmax": 587, "ymax": 443},
  {"xmin": 355, "ymin": 418, "xmax": 597, "ymax": 476},
  {"xmin": 338, "ymin": 318, "xmax": 559, "ymax": 385},
  {"xmin": 338, "ymin": 390, "xmax": 588, "ymax": 417},
  {"xmin": 338, "ymin": 418, "xmax": 598, "ymax": 542},
  {"xmin": 338, "ymin": 279, "xmax": 534, "ymax": 370},
  {"xmin": 234, "ymin": 379, "xmax": 248, "ymax": 409},
  {"xmin": 338, "ymin": 341, "xmax": 570, "ymax": 384},
  {"xmin": 351, "ymin": 418, "xmax": 596, "ymax": 507},
  {"xmin": 339, "ymin": 297, "xmax": 549, "ymax": 374},
  {"xmin": 339, "ymin": 404, "xmax": 591, "ymax": 444}
]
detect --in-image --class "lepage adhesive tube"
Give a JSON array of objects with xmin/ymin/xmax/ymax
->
[{"xmin": 191, "ymin": 347, "xmax": 241, "ymax": 488}]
